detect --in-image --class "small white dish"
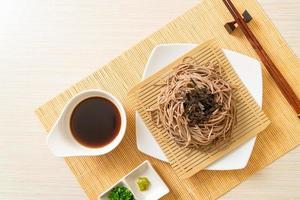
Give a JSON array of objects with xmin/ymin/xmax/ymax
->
[
  {"xmin": 47, "ymin": 89, "xmax": 127, "ymax": 157},
  {"xmin": 99, "ymin": 160, "xmax": 169, "ymax": 200},
  {"xmin": 136, "ymin": 44, "xmax": 262, "ymax": 170}
]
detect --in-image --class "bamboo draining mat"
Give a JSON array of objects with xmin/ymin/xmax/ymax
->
[
  {"xmin": 35, "ymin": 0, "xmax": 300, "ymax": 199},
  {"xmin": 128, "ymin": 39, "xmax": 270, "ymax": 179}
]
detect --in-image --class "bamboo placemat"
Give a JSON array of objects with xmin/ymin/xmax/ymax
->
[
  {"xmin": 35, "ymin": 0, "xmax": 300, "ymax": 199},
  {"xmin": 128, "ymin": 39, "xmax": 270, "ymax": 179}
]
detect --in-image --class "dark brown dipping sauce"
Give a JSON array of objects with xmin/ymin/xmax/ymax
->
[{"xmin": 70, "ymin": 97, "xmax": 121, "ymax": 148}]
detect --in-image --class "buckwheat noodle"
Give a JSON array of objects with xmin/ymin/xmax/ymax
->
[{"xmin": 149, "ymin": 57, "xmax": 236, "ymax": 149}]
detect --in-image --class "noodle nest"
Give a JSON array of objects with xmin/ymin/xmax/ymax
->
[{"xmin": 149, "ymin": 57, "xmax": 236, "ymax": 149}]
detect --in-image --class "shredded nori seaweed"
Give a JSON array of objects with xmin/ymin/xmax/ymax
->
[{"xmin": 183, "ymin": 88, "xmax": 220, "ymax": 126}]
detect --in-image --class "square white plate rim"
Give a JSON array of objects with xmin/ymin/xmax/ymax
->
[
  {"xmin": 99, "ymin": 160, "xmax": 169, "ymax": 200},
  {"xmin": 136, "ymin": 43, "xmax": 262, "ymax": 170}
]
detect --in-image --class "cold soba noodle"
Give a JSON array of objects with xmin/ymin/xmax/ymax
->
[{"xmin": 149, "ymin": 57, "xmax": 236, "ymax": 149}]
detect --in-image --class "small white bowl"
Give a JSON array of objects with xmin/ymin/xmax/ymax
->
[
  {"xmin": 46, "ymin": 89, "xmax": 127, "ymax": 157},
  {"xmin": 99, "ymin": 160, "xmax": 169, "ymax": 200}
]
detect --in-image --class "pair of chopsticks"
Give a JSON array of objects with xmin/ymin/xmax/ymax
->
[{"xmin": 222, "ymin": 0, "xmax": 300, "ymax": 119}]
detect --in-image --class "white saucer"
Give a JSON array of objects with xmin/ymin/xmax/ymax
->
[{"xmin": 136, "ymin": 44, "xmax": 262, "ymax": 170}]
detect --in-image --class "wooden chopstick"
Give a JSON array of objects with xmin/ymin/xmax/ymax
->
[{"xmin": 223, "ymin": 0, "xmax": 300, "ymax": 119}]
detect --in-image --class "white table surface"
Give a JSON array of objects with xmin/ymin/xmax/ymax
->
[{"xmin": 0, "ymin": 0, "xmax": 299, "ymax": 199}]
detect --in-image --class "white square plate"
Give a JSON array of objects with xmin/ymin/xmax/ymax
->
[{"xmin": 136, "ymin": 44, "xmax": 262, "ymax": 170}]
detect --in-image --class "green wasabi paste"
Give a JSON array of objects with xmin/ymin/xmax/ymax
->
[{"xmin": 136, "ymin": 177, "xmax": 150, "ymax": 191}]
